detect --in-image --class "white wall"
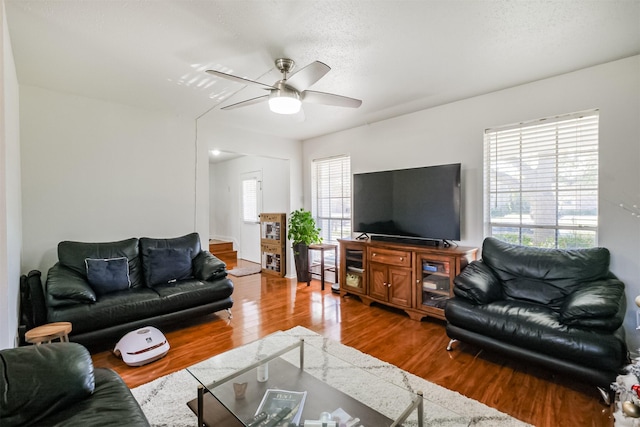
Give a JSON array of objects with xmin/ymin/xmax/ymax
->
[
  {"xmin": 18, "ymin": 84, "xmax": 304, "ymax": 311},
  {"xmin": 303, "ymin": 56, "xmax": 640, "ymax": 349},
  {"xmin": 20, "ymin": 86, "xmax": 198, "ymax": 275},
  {"xmin": 197, "ymin": 120, "xmax": 303, "ymax": 208},
  {"xmin": 0, "ymin": 0, "xmax": 22, "ymax": 349}
]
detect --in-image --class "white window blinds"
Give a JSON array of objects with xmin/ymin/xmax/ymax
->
[
  {"xmin": 241, "ymin": 178, "xmax": 259, "ymax": 223},
  {"xmin": 312, "ymin": 156, "xmax": 351, "ymax": 243},
  {"xmin": 484, "ymin": 110, "xmax": 599, "ymax": 249}
]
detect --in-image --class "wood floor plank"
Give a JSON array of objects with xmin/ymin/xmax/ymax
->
[{"xmin": 91, "ymin": 260, "xmax": 615, "ymax": 427}]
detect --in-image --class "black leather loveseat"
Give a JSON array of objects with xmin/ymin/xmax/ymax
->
[
  {"xmin": 0, "ymin": 342, "xmax": 149, "ymax": 426},
  {"xmin": 27, "ymin": 232, "xmax": 233, "ymax": 346},
  {"xmin": 445, "ymin": 237, "xmax": 628, "ymax": 391}
]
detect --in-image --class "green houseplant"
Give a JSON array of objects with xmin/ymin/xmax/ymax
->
[{"xmin": 287, "ymin": 209, "xmax": 322, "ymax": 282}]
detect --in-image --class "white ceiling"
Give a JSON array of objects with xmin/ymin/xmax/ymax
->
[{"xmin": 5, "ymin": 0, "xmax": 640, "ymax": 141}]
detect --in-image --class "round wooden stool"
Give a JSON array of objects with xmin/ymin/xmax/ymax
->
[{"xmin": 25, "ymin": 322, "xmax": 72, "ymax": 345}]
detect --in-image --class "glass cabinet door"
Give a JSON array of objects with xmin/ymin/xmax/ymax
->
[
  {"xmin": 417, "ymin": 255, "xmax": 452, "ymax": 310},
  {"xmin": 342, "ymin": 244, "xmax": 367, "ymax": 295}
]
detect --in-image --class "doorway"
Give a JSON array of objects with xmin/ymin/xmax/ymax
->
[
  {"xmin": 209, "ymin": 155, "xmax": 293, "ymax": 275},
  {"xmin": 240, "ymin": 171, "xmax": 262, "ymax": 263}
]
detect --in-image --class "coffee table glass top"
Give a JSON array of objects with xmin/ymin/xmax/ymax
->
[{"xmin": 186, "ymin": 331, "xmax": 466, "ymax": 426}]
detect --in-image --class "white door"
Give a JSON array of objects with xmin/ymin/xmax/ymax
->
[{"xmin": 240, "ymin": 171, "xmax": 262, "ymax": 263}]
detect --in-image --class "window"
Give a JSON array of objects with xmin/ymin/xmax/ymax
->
[
  {"xmin": 484, "ymin": 110, "xmax": 599, "ymax": 249},
  {"xmin": 312, "ymin": 156, "xmax": 351, "ymax": 244},
  {"xmin": 241, "ymin": 177, "xmax": 259, "ymax": 223}
]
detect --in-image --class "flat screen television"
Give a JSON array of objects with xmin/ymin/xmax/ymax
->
[{"xmin": 353, "ymin": 163, "xmax": 461, "ymax": 243}]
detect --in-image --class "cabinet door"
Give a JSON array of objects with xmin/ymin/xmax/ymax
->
[
  {"xmin": 369, "ymin": 263, "xmax": 389, "ymax": 301},
  {"xmin": 341, "ymin": 242, "xmax": 367, "ymax": 295},
  {"xmin": 388, "ymin": 266, "xmax": 412, "ymax": 307},
  {"xmin": 416, "ymin": 254, "xmax": 453, "ymax": 313}
]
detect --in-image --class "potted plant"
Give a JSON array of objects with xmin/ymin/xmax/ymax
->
[{"xmin": 287, "ymin": 209, "xmax": 322, "ymax": 282}]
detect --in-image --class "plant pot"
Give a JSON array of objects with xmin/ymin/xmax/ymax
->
[{"xmin": 292, "ymin": 242, "xmax": 310, "ymax": 282}]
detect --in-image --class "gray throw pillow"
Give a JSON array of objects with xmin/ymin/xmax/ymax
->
[
  {"xmin": 85, "ymin": 257, "xmax": 131, "ymax": 295},
  {"xmin": 147, "ymin": 248, "xmax": 193, "ymax": 286}
]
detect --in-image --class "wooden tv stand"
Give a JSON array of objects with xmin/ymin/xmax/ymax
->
[{"xmin": 338, "ymin": 238, "xmax": 478, "ymax": 321}]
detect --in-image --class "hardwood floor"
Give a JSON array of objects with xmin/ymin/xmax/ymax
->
[{"xmin": 92, "ymin": 260, "xmax": 614, "ymax": 427}]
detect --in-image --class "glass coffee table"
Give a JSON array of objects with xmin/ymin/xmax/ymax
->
[{"xmin": 186, "ymin": 332, "xmax": 463, "ymax": 426}]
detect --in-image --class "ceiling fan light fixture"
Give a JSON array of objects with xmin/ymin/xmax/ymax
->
[
  {"xmin": 269, "ymin": 96, "xmax": 301, "ymax": 115},
  {"xmin": 268, "ymin": 83, "xmax": 301, "ymax": 115}
]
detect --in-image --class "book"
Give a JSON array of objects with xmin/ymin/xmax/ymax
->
[
  {"xmin": 255, "ymin": 389, "xmax": 307, "ymax": 425},
  {"xmin": 422, "ymin": 280, "xmax": 437, "ymax": 290},
  {"xmin": 422, "ymin": 264, "xmax": 438, "ymax": 272}
]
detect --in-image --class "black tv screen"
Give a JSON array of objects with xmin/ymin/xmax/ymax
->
[{"xmin": 353, "ymin": 163, "xmax": 461, "ymax": 241}]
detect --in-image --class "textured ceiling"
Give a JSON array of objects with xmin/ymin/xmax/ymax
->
[{"xmin": 5, "ymin": 0, "xmax": 640, "ymax": 141}]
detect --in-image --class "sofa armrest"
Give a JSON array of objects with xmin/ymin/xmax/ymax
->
[
  {"xmin": 46, "ymin": 263, "xmax": 97, "ymax": 306},
  {"xmin": 42, "ymin": 369, "xmax": 150, "ymax": 426},
  {"xmin": 0, "ymin": 343, "xmax": 95, "ymax": 427},
  {"xmin": 560, "ymin": 278, "xmax": 626, "ymax": 330},
  {"xmin": 453, "ymin": 260, "xmax": 503, "ymax": 304},
  {"xmin": 193, "ymin": 251, "xmax": 227, "ymax": 281}
]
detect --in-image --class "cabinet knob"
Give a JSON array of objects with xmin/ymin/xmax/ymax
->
[
  {"xmin": 399, "ymin": 257, "xmax": 404, "ymax": 261},
  {"xmin": 372, "ymin": 253, "xmax": 377, "ymax": 257}
]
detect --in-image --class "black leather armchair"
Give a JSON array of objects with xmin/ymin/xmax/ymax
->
[
  {"xmin": 445, "ymin": 237, "xmax": 628, "ymax": 392},
  {"xmin": 0, "ymin": 343, "xmax": 149, "ymax": 426}
]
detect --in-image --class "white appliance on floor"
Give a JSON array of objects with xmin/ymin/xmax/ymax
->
[{"xmin": 114, "ymin": 326, "xmax": 170, "ymax": 366}]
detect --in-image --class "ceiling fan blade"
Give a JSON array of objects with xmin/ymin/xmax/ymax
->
[
  {"xmin": 302, "ymin": 90, "xmax": 362, "ymax": 108},
  {"xmin": 221, "ymin": 95, "xmax": 269, "ymax": 110},
  {"xmin": 286, "ymin": 61, "xmax": 331, "ymax": 92},
  {"xmin": 206, "ymin": 69, "xmax": 275, "ymax": 90}
]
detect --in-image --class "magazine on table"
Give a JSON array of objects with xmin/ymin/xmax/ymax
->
[{"xmin": 255, "ymin": 389, "xmax": 307, "ymax": 425}]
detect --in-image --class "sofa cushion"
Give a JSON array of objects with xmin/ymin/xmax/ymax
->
[
  {"xmin": 151, "ymin": 277, "xmax": 234, "ymax": 313},
  {"xmin": 481, "ymin": 237, "xmax": 611, "ymax": 307},
  {"xmin": 0, "ymin": 343, "xmax": 95, "ymax": 426},
  {"xmin": 502, "ymin": 277, "xmax": 568, "ymax": 307},
  {"xmin": 58, "ymin": 238, "xmax": 143, "ymax": 287},
  {"xmin": 140, "ymin": 233, "xmax": 201, "ymax": 286},
  {"xmin": 46, "ymin": 287, "xmax": 163, "ymax": 334},
  {"xmin": 146, "ymin": 248, "xmax": 193, "ymax": 286},
  {"xmin": 85, "ymin": 257, "xmax": 131, "ymax": 295}
]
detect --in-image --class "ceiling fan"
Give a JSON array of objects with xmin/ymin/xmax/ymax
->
[{"xmin": 206, "ymin": 58, "xmax": 362, "ymax": 115}]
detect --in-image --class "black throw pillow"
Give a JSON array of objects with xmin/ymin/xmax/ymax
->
[
  {"xmin": 85, "ymin": 257, "xmax": 131, "ymax": 296},
  {"xmin": 147, "ymin": 248, "xmax": 193, "ymax": 286}
]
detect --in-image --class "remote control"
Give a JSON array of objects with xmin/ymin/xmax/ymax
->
[
  {"xmin": 246, "ymin": 411, "xmax": 268, "ymax": 427},
  {"xmin": 263, "ymin": 407, "xmax": 292, "ymax": 427}
]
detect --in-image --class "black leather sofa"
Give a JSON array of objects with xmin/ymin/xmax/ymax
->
[
  {"xmin": 26, "ymin": 232, "xmax": 233, "ymax": 346},
  {"xmin": 445, "ymin": 237, "xmax": 628, "ymax": 391},
  {"xmin": 0, "ymin": 342, "xmax": 149, "ymax": 426}
]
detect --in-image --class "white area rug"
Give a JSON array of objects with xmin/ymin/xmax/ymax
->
[{"xmin": 131, "ymin": 326, "xmax": 531, "ymax": 427}]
